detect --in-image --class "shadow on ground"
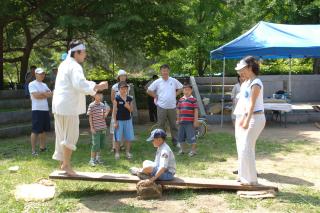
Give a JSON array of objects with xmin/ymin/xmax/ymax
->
[{"xmin": 259, "ymin": 173, "xmax": 314, "ymax": 186}]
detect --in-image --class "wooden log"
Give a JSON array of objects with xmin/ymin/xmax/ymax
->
[{"xmin": 49, "ymin": 171, "xmax": 278, "ymax": 192}]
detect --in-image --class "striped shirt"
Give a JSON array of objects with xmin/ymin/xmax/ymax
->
[
  {"xmin": 87, "ymin": 101, "xmax": 110, "ymax": 131},
  {"xmin": 177, "ymin": 96, "xmax": 198, "ymax": 124}
]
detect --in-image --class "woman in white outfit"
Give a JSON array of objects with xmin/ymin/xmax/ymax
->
[
  {"xmin": 110, "ymin": 70, "xmax": 130, "ymax": 153},
  {"xmin": 234, "ymin": 56, "xmax": 265, "ymax": 185}
]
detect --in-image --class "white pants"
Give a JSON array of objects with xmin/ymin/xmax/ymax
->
[
  {"xmin": 234, "ymin": 115, "xmax": 243, "ymax": 168},
  {"xmin": 236, "ymin": 114, "xmax": 265, "ymax": 184},
  {"xmin": 52, "ymin": 114, "xmax": 79, "ymax": 161}
]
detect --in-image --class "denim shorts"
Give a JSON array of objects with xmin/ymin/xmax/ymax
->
[
  {"xmin": 114, "ymin": 119, "xmax": 135, "ymax": 142},
  {"xmin": 151, "ymin": 166, "xmax": 174, "ymax": 181},
  {"xmin": 178, "ymin": 123, "xmax": 196, "ymax": 144}
]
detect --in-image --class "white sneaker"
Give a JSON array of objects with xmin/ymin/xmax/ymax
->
[
  {"xmin": 176, "ymin": 143, "xmax": 181, "ymax": 148},
  {"xmin": 95, "ymin": 158, "xmax": 104, "ymax": 164},
  {"xmin": 188, "ymin": 151, "xmax": 197, "ymax": 157},
  {"xmin": 178, "ymin": 149, "xmax": 185, "ymax": 155},
  {"xmin": 126, "ymin": 152, "xmax": 132, "ymax": 159},
  {"xmin": 115, "ymin": 152, "xmax": 120, "ymax": 160},
  {"xmin": 129, "ymin": 167, "xmax": 141, "ymax": 175},
  {"xmin": 89, "ymin": 159, "xmax": 97, "ymax": 167}
]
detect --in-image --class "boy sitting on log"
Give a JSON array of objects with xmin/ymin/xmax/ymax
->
[{"xmin": 130, "ymin": 129, "xmax": 176, "ymax": 185}]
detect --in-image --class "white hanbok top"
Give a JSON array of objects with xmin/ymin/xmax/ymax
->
[{"xmin": 52, "ymin": 57, "xmax": 96, "ymax": 115}]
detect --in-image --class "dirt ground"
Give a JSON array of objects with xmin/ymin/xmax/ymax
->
[{"xmin": 73, "ymin": 123, "xmax": 320, "ymax": 213}]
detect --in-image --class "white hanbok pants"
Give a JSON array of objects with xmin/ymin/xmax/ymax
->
[
  {"xmin": 52, "ymin": 114, "xmax": 79, "ymax": 161},
  {"xmin": 236, "ymin": 114, "xmax": 265, "ymax": 184}
]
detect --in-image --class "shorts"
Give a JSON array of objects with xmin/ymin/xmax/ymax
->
[
  {"xmin": 32, "ymin": 110, "xmax": 51, "ymax": 134},
  {"xmin": 52, "ymin": 114, "xmax": 79, "ymax": 161},
  {"xmin": 91, "ymin": 130, "xmax": 106, "ymax": 152},
  {"xmin": 114, "ymin": 119, "xmax": 135, "ymax": 142},
  {"xmin": 178, "ymin": 123, "xmax": 196, "ymax": 144},
  {"xmin": 151, "ymin": 166, "xmax": 175, "ymax": 181}
]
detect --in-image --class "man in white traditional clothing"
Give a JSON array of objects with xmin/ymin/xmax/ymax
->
[{"xmin": 52, "ymin": 40, "xmax": 108, "ymax": 176}]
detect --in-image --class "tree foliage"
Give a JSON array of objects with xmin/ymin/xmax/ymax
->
[{"xmin": 1, "ymin": 0, "xmax": 320, "ymax": 88}]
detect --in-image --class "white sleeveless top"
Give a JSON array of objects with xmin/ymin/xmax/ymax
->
[{"xmin": 244, "ymin": 78, "xmax": 264, "ymax": 113}]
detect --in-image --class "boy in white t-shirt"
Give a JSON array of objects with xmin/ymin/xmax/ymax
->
[{"xmin": 28, "ymin": 68, "xmax": 53, "ymax": 156}]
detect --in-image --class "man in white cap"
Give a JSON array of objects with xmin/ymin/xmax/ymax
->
[
  {"xmin": 28, "ymin": 68, "xmax": 53, "ymax": 156},
  {"xmin": 52, "ymin": 40, "xmax": 108, "ymax": 176}
]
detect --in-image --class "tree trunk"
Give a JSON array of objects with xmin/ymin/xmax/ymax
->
[
  {"xmin": 19, "ymin": 47, "xmax": 32, "ymax": 84},
  {"xmin": 0, "ymin": 23, "xmax": 4, "ymax": 90},
  {"xmin": 313, "ymin": 58, "xmax": 320, "ymax": 74}
]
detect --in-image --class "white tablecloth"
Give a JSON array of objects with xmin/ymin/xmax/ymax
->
[{"xmin": 263, "ymin": 103, "xmax": 292, "ymax": 112}]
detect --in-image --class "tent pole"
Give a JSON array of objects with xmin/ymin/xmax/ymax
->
[
  {"xmin": 221, "ymin": 57, "xmax": 225, "ymax": 127},
  {"xmin": 289, "ymin": 57, "xmax": 292, "ymax": 99},
  {"xmin": 210, "ymin": 58, "xmax": 213, "ymax": 94}
]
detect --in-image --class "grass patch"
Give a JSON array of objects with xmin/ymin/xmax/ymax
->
[{"xmin": 0, "ymin": 129, "xmax": 319, "ymax": 212}]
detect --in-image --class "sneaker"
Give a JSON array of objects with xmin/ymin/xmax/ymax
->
[
  {"xmin": 129, "ymin": 167, "xmax": 141, "ymax": 176},
  {"xmin": 32, "ymin": 151, "xmax": 38, "ymax": 156},
  {"xmin": 137, "ymin": 172, "xmax": 151, "ymax": 180},
  {"xmin": 188, "ymin": 151, "xmax": 197, "ymax": 157},
  {"xmin": 115, "ymin": 152, "xmax": 120, "ymax": 160},
  {"xmin": 95, "ymin": 158, "xmax": 104, "ymax": 164},
  {"xmin": 178, "ymin": 149, "xmax": 185, "ymax": 155},
  {"xmin": 89, "ymin": 159, "xmax": 96, "ymax": 167},
  {"xmin": 126, "ymin": 152, "xmax": 133, "ymax": 159}
]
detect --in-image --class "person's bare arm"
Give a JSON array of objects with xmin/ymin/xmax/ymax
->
[
  {"xmin": 104, "ymin": 109, "xmax": 110, "ymax": 118},
  {"xmin": 31, "ymin": 91, "xmax": 52, "ymax": 99},
  {"xmin": 112, "ymin": 100, "xmax": 118, "ymax": 128},
  {"xmin": 93, "ymin": 81, "xmax": 108, "ymax": 92},
  {"xmin": 147, "ymin": 89, "xmax": 156, "ymax": 98},
  {"xmin": 89, "ymin": 114, "xmax": 95, "ymax": 134},
  {"xmin": 149, "ymin": 167, "xmax": 166, "ymax": 182},
  {"xmin": 111, "ymin": 89, "xmax": 116, "ymax": 102},
  {"xmin": 193, "ymin": 108, "xmax": 199, "ymax": 127},
  {"xmin": 176, "ymin": 108, "xmax": 180, "ymax": 124},
  {"xmin": 124, "ymin": 101, "xmax": 133, "ymax": 113},
  {"xmin": 176, "ymin": 88, "xmax": 183, "ymax": 96}
]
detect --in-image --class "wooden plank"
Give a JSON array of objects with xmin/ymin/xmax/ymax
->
[{"xmin": 49, "ymin": 171, "xmax": 278, "ymax": 192}]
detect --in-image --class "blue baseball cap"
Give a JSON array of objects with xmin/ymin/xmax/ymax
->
[{"xmin": 146, "ymin": 129, "xmax": 167, "ymax": 142}]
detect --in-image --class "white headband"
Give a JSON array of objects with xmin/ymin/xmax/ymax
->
[
  {"xmin": 70, "ymin": 44, "xmax": 86, "ymax": 52},
  {"xmin": 66, "ymin": 44, "xmax": 86, "ymax": 61}
]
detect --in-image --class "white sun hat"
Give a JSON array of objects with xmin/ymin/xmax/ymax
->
[
  {"xmin": 235, "ymin": 59, "xmax": 248, "ymax": 71},
  {"xmin": 35, "ymin": 68, "xmax": 45, "ymax": 74},
  {"xmin": 117, "ymin": 69, "xmax": 127, "ymax": 77}
]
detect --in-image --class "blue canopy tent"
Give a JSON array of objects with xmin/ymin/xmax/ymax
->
[{"xmin": 210, "ymin": 21, "xmax": 320, "ymax": 126}]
